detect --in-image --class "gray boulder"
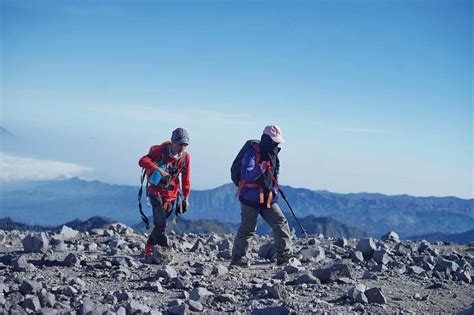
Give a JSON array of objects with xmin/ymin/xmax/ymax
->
[
  {"xmin": 300, "ymin": 246, "xmax": 325, "ymax": 262},
  {"xmin": 365, "ymin": 287, "xmax": 387, "ymax": 304},
  {"xmin": 372, "ymin": 249, "xmax": 392, "ymax": 265},
  {"xmin": 22, "ymin": 233, "xmax": 49, "ymax": 253},
  {"xmin": 217, "ymin": 239, "xmax": 233, "ymax": 251},
  {"xmin": 190, "ymin": 287, "xmax": 214, "ymax": 303},
  {"xmin": 19, "ymin": 280, "xmax": 42, "ymax": 295},
  {"xmin": 347, "ymin": 283, "xmax": 367, "ymax": 302},
  {"xmin": 58, "ymin": 225, "xmax": 79, "ymax": 240},
  {"xmin": 21, "ymin": 296, "xmax": 41, "ymax": 312},
  {"xmin": 334, "ymin": 238, "xmax": 348, "ymax": 248},
  {"xmin": 267, "ymin": 283, "xmax": 288, "ymax": 300},
  {"xmin": 356, "ymin": 238, "xmax": 376, "ymax": 258},
  {"xmin": 157, "ymin": 266, "xmax": 178, "ymax": 279},
  {"xmin": 351, "ymin": 251, "xmax": 364, "ymax": 263},
  {"xmin": 313, "ymin": 263, "xmax": 353, "ymax": 283},
  {"xmin": 381, "ymin": 231, "xmax": 400, "ymax": 243}
]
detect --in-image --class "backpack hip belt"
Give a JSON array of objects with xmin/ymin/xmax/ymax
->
[{"xmin": 236, "ymin": 181, "xmax": 273, "ymax": 208}]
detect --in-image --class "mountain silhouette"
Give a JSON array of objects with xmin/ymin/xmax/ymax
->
[{"xmin": 1, "ymin": 178, "xmax": 472, "ymax": 238}]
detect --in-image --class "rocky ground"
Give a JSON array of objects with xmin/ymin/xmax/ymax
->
[{"xmin": 0, "ymin": 224, "xmax": 473, "ymax": 314}]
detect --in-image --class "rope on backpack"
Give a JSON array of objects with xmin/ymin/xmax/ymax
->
[{"xmin": 138, "ymin": 168, "xmax": 150, "ymax": 229}]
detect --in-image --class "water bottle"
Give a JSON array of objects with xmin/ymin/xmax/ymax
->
[{"xmin": 149, "ymin": 164, "xmax": 167, "ymax": 185}]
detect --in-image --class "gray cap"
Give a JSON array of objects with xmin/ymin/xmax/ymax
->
[{"xmin": 171, "ymin": 128, "xmax": 189, "ymax": 144}]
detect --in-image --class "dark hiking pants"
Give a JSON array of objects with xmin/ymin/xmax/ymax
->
[
  {"xmin": 147, "ymin": 195, "xmax": 176, "ymax": 247},
  {"xmin": 232, "ymin": 202, "xmax": 292, "ymax": 259}
]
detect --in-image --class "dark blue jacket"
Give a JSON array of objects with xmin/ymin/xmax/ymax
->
[{"xmin": 239, "ymin": 146, "xmax": 279, "ymax": 207}]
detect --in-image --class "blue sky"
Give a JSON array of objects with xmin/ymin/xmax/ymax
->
[{"xmin": 1, "ymin": 0, "xmax": 472, "ymax": 198}]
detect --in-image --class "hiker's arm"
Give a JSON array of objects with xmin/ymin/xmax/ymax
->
[
  {"xmin": 181, "ymin": 152, "xmax": 191, "ymax": 197},
  {"xmin": 138, "ymin": 145, "xmax": 167, "ymax": 175},
  {"xmin": 241, "ymin": 148, "xmax": 262, "ymax": 182}
]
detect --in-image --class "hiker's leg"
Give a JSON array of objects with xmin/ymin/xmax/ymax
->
[
  {"xmin": 147, "ymin": 195, "xmax": 169, "ymax": 247},
  {"xmin": 261, "ymin": 202, "xmax": 292, "ymax": 258},
  {"xmin": 232, "ymin": 203, "xmax": 259, "ymax": 259}
]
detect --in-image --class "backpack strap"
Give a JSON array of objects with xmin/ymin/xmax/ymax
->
[
  {"xmin": 138, "ymin": 168, "xmax": 150, "ymax": 229},
  {"xmin": 170, "ymin": 151, "xmax": 187, "ymax": 181},
  {"xmin": 157, "ymin": 144, "xmax": 169, "ymax": 165},
  {"xmin": 138, "ymin": 143, "xmax": 170, "ymax": 228},
  {"xmin": 253, "ymin": 143, "xmax": 260, "ymax": 165}
]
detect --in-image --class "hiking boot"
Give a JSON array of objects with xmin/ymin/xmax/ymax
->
[
  {"xmin": 145, "ymin": 244, "xmax": 153, "ymax": 257},
  {"xmin": 230, "ymin": 256, "xmax": 250, "ymax": 268}
]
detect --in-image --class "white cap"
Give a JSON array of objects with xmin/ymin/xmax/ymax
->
[{"xmin": 263, "ymin": 125, "xmax": 284, "ymax": 143}]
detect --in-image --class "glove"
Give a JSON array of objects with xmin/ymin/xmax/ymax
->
[
  {"xmin": 260, "ymin": 161, "xmax": 271, "ymax": 173},
  {"xmin": 181, "ymin": 197, "xmax": 189, "ymax": 213}
]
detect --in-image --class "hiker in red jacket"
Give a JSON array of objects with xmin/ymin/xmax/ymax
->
[{"xmin": 138, "ymin": 128, "xmax": 191, "ymax": 263}]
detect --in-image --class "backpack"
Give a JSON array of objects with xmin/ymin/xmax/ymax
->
[{"xmin": 230, "ymin": 139, "xmax": 260, "ymax": 186}]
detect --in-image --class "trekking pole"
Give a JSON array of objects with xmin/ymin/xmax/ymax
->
[{"xmin": 267, "ymin": 168, "xmax": 309, "ymax": 238}]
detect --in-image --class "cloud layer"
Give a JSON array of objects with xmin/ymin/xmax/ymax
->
[{"xmin": 0, "ymin": 152, "xmax": 92, "ymax": 182}]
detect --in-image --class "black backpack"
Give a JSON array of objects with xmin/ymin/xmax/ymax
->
[{"xmin": 230, "ymin": 140, "xmax": 260, "ymax": 186}]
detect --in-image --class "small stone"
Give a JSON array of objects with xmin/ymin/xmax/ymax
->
[
  {"xmin": 188, "ymin": 300, "xmax": 204, "ymax": 312},
  {"xmin": 365, "ymin": 287, "xmax": 387, "ymax": 304},
  {"xmin": 351, "ymin": 251, "xmax": 364, "ymax": 263},
  {"xmin": 267, "ymin": 283, "xmax": 288, "ymax": 300},
  {"xmin": 335, "ymin": 238, "xmax": 348, "ymax": 248},
  {"xmin": 381, "ymin": 231, "xmax": 400, "ymax": 243},
  {"xmin": 190, "ymin": 287, "xmax": 214, "ymax": 303}
]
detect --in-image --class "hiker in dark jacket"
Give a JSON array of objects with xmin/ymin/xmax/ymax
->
[
  {"xmin": 138, "ymin": 128, "xmax": 191, "ymax": 264},
  {"xmin": 231, "ymin": 125, "xmax": 293, "ymax": 267}
]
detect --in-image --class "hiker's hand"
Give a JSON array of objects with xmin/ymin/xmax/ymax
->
[
  {"xmin": 260, "ymin": 161, "xmax": 271, "ymax": 173},
  {"xmin": 182, "ymin": 197, "xmax": 189, "ymax": 213},
  {"xmin": 156, "ymin": 167, "xmax": 170, "ymax": 178}
]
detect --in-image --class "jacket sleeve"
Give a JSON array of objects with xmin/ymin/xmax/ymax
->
[
  {"xmin": 181, "ymin": 152, "xmax": 191, "ymax": 197},
  {"xmin": 138, "ymin": 145, "xmax": 162, "ymax": 170},
  {"xmin": 241, "ymin": 148, "xmax": 264, "ymax": 182}
]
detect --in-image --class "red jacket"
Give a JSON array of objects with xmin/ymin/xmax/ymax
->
[{"xmin": 138, "ymin": 141, "xmax": 191, "ymax": 201}]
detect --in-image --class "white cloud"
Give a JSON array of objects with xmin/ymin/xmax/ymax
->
[
  {"xmin": 90, "ymin": 105, "xmax": 253, "ymax": 126},
  {"xmin": 0, "ymin": 153, "xmax": 92, "ymax": 182}
]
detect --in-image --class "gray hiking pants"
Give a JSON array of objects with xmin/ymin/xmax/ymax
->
[
  {"xmin": 147, "ymin": 195, "xmax": 176, "ymax": 247},
  {"xmin": 232, "ymin": 202, "xmax": 292, "ymax": 259}
]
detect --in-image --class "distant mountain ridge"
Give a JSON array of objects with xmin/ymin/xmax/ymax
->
[
  {"xmin": 1, "ymin": 214, "xmax": 366, "ymax": 239},
  {"xmin": 0, "ymin": 216, "xmax": 116, "ymax": 232},
  {"xmin": 1, "ymin": 178, "xmax": 472, "ymax": 238},
  {"xmin": 409, "ymin": 229, "xmax": 474, "ymax": 245}
]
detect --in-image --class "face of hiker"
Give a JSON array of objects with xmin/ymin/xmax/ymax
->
[
  {"xmin": 260, "ymin": 134, "xmax": 279, "ymax": 151},
  {"xmin": 171, "ymin": 142, "xmax": 188, "ymax": 156},
  {"xmin": 170, "ymin": 127, "xmax": 189, "ymax": 157}
]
